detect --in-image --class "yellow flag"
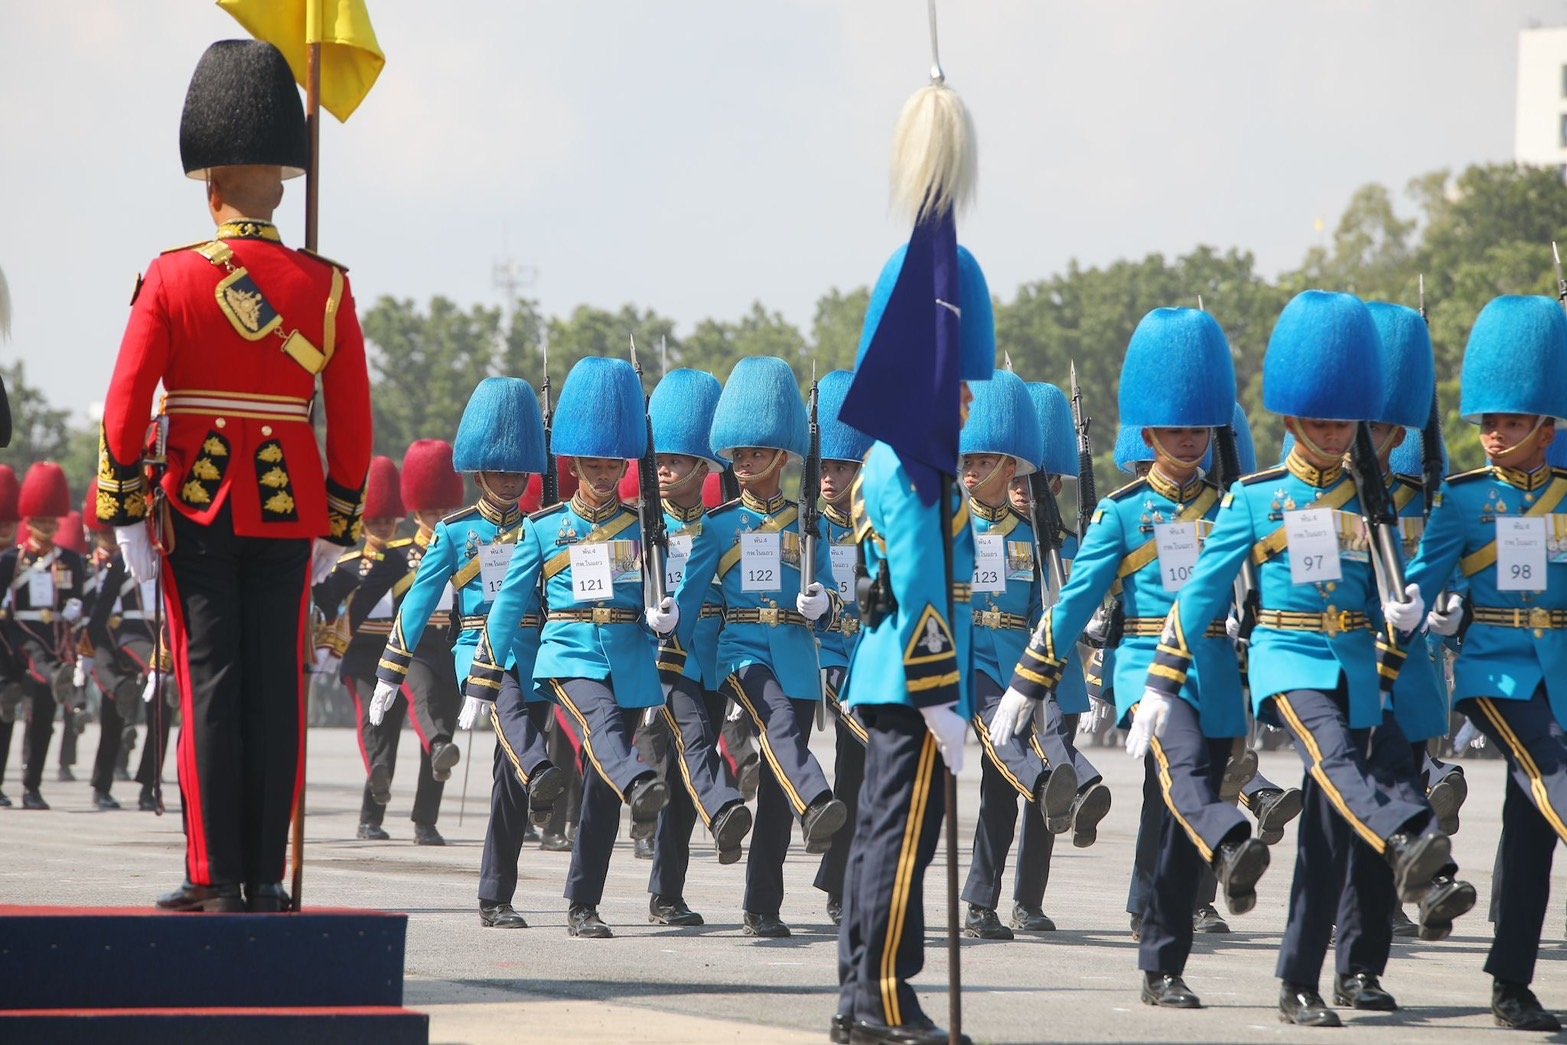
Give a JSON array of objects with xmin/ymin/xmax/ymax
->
[{"xmin": 218, "ymin": 0, "xmax": 384, "ymax": 122}]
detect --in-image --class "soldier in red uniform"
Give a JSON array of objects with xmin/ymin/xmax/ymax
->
[
  {"xmin": 95, "ymin": 40, "xmax": 372, "ymax": 913},
  {"xmin": 0, "ymin": 465, "xmax": 22, "ymax": 805}
]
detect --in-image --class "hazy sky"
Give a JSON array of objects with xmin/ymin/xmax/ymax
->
[{"xmin": 3, "ymin": 1, "xmax": 1564, "ymax": 418}]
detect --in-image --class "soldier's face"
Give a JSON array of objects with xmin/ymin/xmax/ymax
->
[
  {"xmin": 363, "ymin": 517, "xmax": 400, "ymax": 542},
  {"xmin": 28, "ymin": 518, "xmax": 58, "ymax": 541},
  {"xmin": 480, "ymin": 472, "xmax": 530, "ymax": 502},
  {"xmin": 1367, "ymin": 422, "xmax": 1405, "ymax": 463},
  {"xmin": 656, "ymin": 454, "xmax": 707, "ymax": 494},
  {"xmin": 820, "ymin": 460, "xmax": 859, "ymax": 506},
  {"xmin": 1007, "ymin": 476, "xmax": 1029, "ymax": 513},
  {"xmin": 961, "ymin": 454, "xmax": 1017, "ymax": 503},
  {"xmin": 572, "ymin": 458, "xmax": 626, "ymax": 498},
  {"xmin": 1144, "ymin": 427, "xmax": 1211, "ymax": 464},
  {"xmin": 1481, "ymin": 413, "xmax": 1551, "ymax": 462},
  {"xmin": 415, "ymin": 509, "xmax": 454, "ymax": 531},
  {"xmin": 731, "ymin": 448, "xmax": 781, "ymax": 482},
  {"xmin": 1286, "ymin": 418, "xmax": 1356, "ymax": 462},
  {"xmin": 0, "ymin": 522, "xmax": 17, "ymax": 546}
]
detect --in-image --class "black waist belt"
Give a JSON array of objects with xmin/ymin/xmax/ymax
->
[
  {"xmin": 548, "ymin": 608, "xmax": 640, "ymax": 625},
  {"xmin": 1255, "ymin": 609, "xmax": 1370, "ymax": 636},
  {"xmin": 972, "ymin": 609, "xmax": 1030, "ymax": 631},
  {"xmin": 1471, "ymin": 606, "xmax": 1567, "ymax": 630},
  {"xmin": 698, "ymin": 605, "xmax": 722, "ymax": 620},
  {"xmin": 1123, "ymin": 616, "xmax": 1226, "ymax": 639},
  {"xmin": 725, "ymin": 608, "xmax": 810, "ymax": 628}
]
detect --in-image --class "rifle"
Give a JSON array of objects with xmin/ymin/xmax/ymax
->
[
  {"xmin": 540, "ymin": 335, "xmax": 558, "ymax": 508},
  {"xmin": 800, "ymin": 364, "xmax": 826, "ymax": 728},
  {"xmin": 1555, "ymin": 242, "xmax": 1567, "ymax": 311},
  {"xmin": 1026, "ymin": 471, "xmax": 1068, "ymax": 605},
  {"xmin": 1418, "ymin": 275, "xmax": 1443, "ymax": 518},
  {"xmin": 1214, "ymin": 424, "xmax": 1260, "ymax": 646},
  {"xmin": 1069, "ymin": 362, "xmax": 1096, "ymax": 540},
  {"xmin": 630, "ymin": 337, "xmax": 669, "ymax": 619},
  {"xmin": 1349, "ymin": 421, "xmax": 1409, "ymax": 624}
]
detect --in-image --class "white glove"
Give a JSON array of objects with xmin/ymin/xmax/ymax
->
[
  {"xmin": 115, "ymin": 524, "xmax": 159, "ymax": 584},
  {"xmin": 1382, "ymin": 583, "xmax": 1426, "ymax": 634},
  {"xmin": 60, "ymin": 597, "xmax": 83, "ymax": 623},
  {"xmin": 141, "ymin": 671, "xmax": 164, "ymax": 704},
  {"xmin": 313, "ymin": 647, "xmax": 340, "ymax": 676},
  {"xmin": 1426, "ymin": 592, "xmax": 1463, "ymax": 637},
  {"xmin": 458, "ymin": 695, "xmax": 489, "ymax": 731},
  {"xmin": 726, "ymin": 701, "xmax": 744, "ymax": 723},
  {"xmin": 796, "ymin": 581, "xmax": 830, "ymax": 621},
  {"xmin": 919, "ymin": 702, "xmax": 967, "ymax": 775},
  {"xmin": 987, "ymin": 686, "xmax": 1037, "ymax": 747},
  {"xmin": 1453, "ymin": 718, "xmax": 1484, "ymax": 751},
  {"xmin": 1224, "ymin": 610, "xmax": 1241, "ymax": 642},
  {"xmin": 1125, "ymin": 689, "xmax": 1173, "ymax": 759},
  {"xmin": 368, "ymin": 679, "xmax": 400, "ymax": 726},
  {"xmin": 73, "ymin": 656, "xmax": 92, "ymax": 689},
  {"xmin": 645, "ymin": 595, "xmax": 679, "ymax": 636},
  {"xmin": 311, "ymin": 539, "xmax": 343, "ymax": 584}
]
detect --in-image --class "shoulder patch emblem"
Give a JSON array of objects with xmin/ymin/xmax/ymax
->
[{"xmin": 905, "ymin": 604, "xmax": 955, "ymax": 663}]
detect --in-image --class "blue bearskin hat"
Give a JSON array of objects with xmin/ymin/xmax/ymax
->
[
  {"xmin": 1549, "ymin": 429, "xmax": 1567, "ymax": 469},
  {"xmin": 1117, "ymin": 308, "xmax": 1237, "ymax": 429},
  {"xmin": 961, "ymin": 372, "xmax": 1042, "ymax": 476},
  {"xmin": 551, "ymin": 358, "xmax": 648, "ymax": 461},
  {"xmin": 1114, "ymin": 423, "xmax": 1151, "ymax": 476},
  {"xmin": 649, "ymin": 368, "xmax": 723, "ymax": 467},
  {"xmin": 1364, "ymin": 302, "xmax": 1435, "ymax": 430},
  {"xmin": 1460, "ymin": 296, "xmax": 1567, "ymax": 422},
  {"xmin": 452, "ymin": 377, "xmax": 547, "ymax": 474},
  {"xmin": 1390, "ymin": 432, "xmax": 1448, "ymax": 477},
  {"xmin": 818, "ymin": 369, "xmax": 873, "ymax": 463},
  {"xmin": 1263, "ymin": 291, "xmax": 1383, "ymax": 422},
  {"xmin": 711, "ymin": 356, "xmax": 808, "ymax": 460},
  {"xmin": 1230, "ymin": 402, "xmax": 1258, "ymax": 473},
  {"xmin": 1026, "ymin": 382, "xmax": 1078, "ymax": 479},
  {"xmin": 858, "ymin": 244, "xmax": 995, "ymax": 382}
]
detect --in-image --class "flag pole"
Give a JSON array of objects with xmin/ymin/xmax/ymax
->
[{"xmin": 290, "ymin": 2, "xmax": 323, "ymax": 914}]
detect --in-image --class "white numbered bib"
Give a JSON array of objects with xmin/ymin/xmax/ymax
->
[
  {"xmin": 665, "ymin": 534, "xmax": 692, "ymax": 590},
  {"xmin": 1284, "ymin": 509, "xmax": 1342, "ymax": 585},
  {"xmin": 369, "ymin": 589, "xmax": 394, "ymax": 619},
  {"xmin": 27, "ymin": 568, "xmax": 54, "ymax": 607},
  {"xmin": 1154, "ymin": 521, "xmax": 1200, "ymax": 593},
  {"xmin": 479, "ymin": 543, "xmax": 514, "ymax": 598},
  {"xmin": 830, "ymin": 544, "xmax": 857, "ymax": 603},
  {"xmin": 570, "ymin": 543, "xmax": 614, "ymax": 602},
  {"xmin": 435, "ymin": 582, "xmax": 456, "ymax": 612},
  {"xmin": 972, "ymin": 534, "xmax": 1006, "ymax": 594},
  {"xmin": 741, "ymin": 533, "xmax": 782, "ymax": 593},
  {"xmin": 1497, "ymin": 517, "xmax": 1548, "ymax": 593}
]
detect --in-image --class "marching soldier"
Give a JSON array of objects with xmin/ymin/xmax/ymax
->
[
  {"xmin": 645, "ymin": 368, "xmax": 753, "ymax": 925},
  {"xmin": 0, "ymin": 465, "xmax": 20, "ymax": 806},
  {"xmin": 708, "ymin": 355, "xmax": 846, "ymax": 937},
  {"xmin": 381, "ymin": 382, "xmax": 562, "ymax": 928},
  {"xmin": 992, "ymin": 309, "xmax": 1268, "ymax": 1007},
  {"xmin": 1408, "ymin": 295, "xmax": 1567, "ymax": 1031},
  {"xmin": 468, "ymin": 359, "xmax": 669, "ymax": 938},
  {"xmin": 1136, "ymin": 291, "xmax": 1470, "ymax": 1025},
  {"xmin": 81, "ymin": 481, "xmax": 157, "ymax": 811},
  {"xmin": 99, "ymin": 41, "xmax": 373, "ymax": 911},
  {"xmin": 958, "ymin": 371, "xmax": 1077, "ymax": 941},
  {"xmin": 52, "ymin": 514, "xmax": 91, "ymax": 781},
  {"xmin": 812, "ymin": 369, "xmax": 873, "ymax": 926},
  {"xmin": 1, "ymin": 463, "xmax": 86, "ymax": 811}
]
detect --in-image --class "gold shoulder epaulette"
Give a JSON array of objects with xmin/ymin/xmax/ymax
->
[
  {"xmin": 1240, "ymin": 465, "xmax": 1288, "ymax": 487},
  {"xmin": 160, "ymin": 238, "xmax": 212, "ymax": 256},
  {"xmin": 1446, "ymin": 466, "xmax": 1493, "ymax": 486},
  {"xmin": 384, "ymin": 537, "xmax": 416, "ymax": 549},
  {"xmin": 1105, "ymin": 477, "xmax": 1148, "ymax": 502},
  {"xmin": 528, "ymin": 502, "xmax": 568, "ymax": 522},
  {"xmin": 706, "ymin": 497, "xmax": 741, "ymax": 517},
  {"xmin": 334, "ymin": 549, "xmax": 363, "ymax": 565},
  {"xmin": 441, "ymin": 505, "xmax": 481, "ymax": 525},
  {"xmin": 296, "ymin": 247, "xmax": 350, "ymax": 273}
]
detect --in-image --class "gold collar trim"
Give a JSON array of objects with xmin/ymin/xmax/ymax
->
[
  {"xmin": 1147, "ymin": 468, "xmax": 1204, "ymax": 505},
  {"xmin": 1495, "ymin": 464, "xmax": 1553, "ymax": 492},
  {"xmin": 970, "ymin": 500, "xmax": 1011, "ymax": 523},
  {"xmin": 477, "ymin": 499, "xmax": 522, "ymax": 528},
  {"xmin": 741, "ymin": 490, "xmax": 788, "ymax": 515},
  {"xmin": 571, "ymin": 494, "xmax": 621, "ymax": 524},
  {"xmin": 215, "ymin": 219, "xmax": 281, "ymax": 242},
  {"xmin": 1286, "ymin": 451, "xmax": 1343, "ymax": 489},
  {"xmin": 663, "ymin": 499, "xmax": 705, "ymax": 524},
  {"xmin": 824, "ymin": 504, "xmax": 853, "ymax": 528}
]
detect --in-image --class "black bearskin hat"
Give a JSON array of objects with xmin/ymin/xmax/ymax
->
[{"xmin": 179, "ymin": 40, "xmax": 308, "ymax": 180}]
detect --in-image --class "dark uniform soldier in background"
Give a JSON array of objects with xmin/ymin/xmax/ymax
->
[
  {"xmin": 0, "ymin": 465, "xmax": 21, "ymax": 806},
  {"xmin": 96, "ymin": 40, "xmax": 372, "ymax": 912},
  {"xmin": 1, "ymin": 462, "xmax": 86, "ymax": 811}
]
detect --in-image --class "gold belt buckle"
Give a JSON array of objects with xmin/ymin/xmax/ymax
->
[
  {"xmin": 758, "ymin": 606, "xmax": 780, "ymax": 627},
  {"xmin": 39, "ymin": 609, "xmax": 54, "ymax": 624},
  {"xmin": 1530, "ymin": 606, "xmax": 1551, "ymax": 635},
  {"xmin": 978, "ymin": 609, "xmax": 1002, "ymax": 629},
  {"xmin": 840, "ymin": 618, "xmax": 860, "ymax": 636},
  {"xmin": 591, "ymin": 606, "xmax": 614, "ymax": 625},
  {"xmin": 1322, "ymin": 609, "xmax": 1342, "ymax": 638},
  {"xmin": 109, "ymin": 614, "xmax": 123, "ymax": 630}
]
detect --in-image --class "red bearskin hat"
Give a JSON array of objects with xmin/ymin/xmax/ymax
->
[
  {"xmin": 0, "ymin": 466, "xmax": 20, "ymax": 524},
  {"xmin": 701, "ymin": 471, "xmax": 727, "ymax": 510},
  {"xmin": 363, "ymin": 455, "xmax": 404, "ymax": 520},
  {"xmin": 400, "ymin": 441, "xmax": 465, "ymax": 512},
  {"xmin": 19, "ymin": 462, "xmax": 70, "ymax": 519},
  {"xmin": 83, "ymin": 481, "xmax": 111, "ymax": 533},
  {"xmin": 54, "ymin": 510, "xmax": 88, "ymax": 554},
  {"xmin": 519, "ymin": 460, "xmax": 581, "ymax": 513}
]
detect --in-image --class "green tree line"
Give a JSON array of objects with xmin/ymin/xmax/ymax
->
[{"xmin": 8, "ymin": 162, "xmax": 1567, "ymax": 506}]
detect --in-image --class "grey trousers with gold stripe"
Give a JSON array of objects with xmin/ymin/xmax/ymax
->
[
  {"xmin": 649, "ymin": 674, "xmax": 743, "ymax": 899},
  {"xmin": 963, "ymin": 672, "xmax": 1048, "ymax": 910},
  {"xmin": 478, "ymin": 672, "xmax": 551, "ymax": 905},
  {"xmin": 1459, "ymin": 686, "xmax": 1567, "ymax": 986},
  {"xmin": 837, "ymin": 704, "xmax": 946, "ymax": 1030}
]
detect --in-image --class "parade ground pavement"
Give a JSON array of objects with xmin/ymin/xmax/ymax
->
[{"xmin": 3, "ymin": 723, "xmax": 1563, "ymax": 1044}]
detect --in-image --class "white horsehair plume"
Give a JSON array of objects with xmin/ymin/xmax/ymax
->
[
  {"xmin": 889, "ymin": 82, "xmax": 976, "ymax": 226},
  {"xmin": 0, "ymin": 265, "xmax": 10, "ymax": 341}
]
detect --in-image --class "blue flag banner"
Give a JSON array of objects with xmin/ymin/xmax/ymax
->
[{"xmin": 841, "ymin": 210, "xmax": 961, "ymax": 507}]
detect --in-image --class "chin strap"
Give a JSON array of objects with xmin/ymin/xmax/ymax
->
[
  {"xmin": 1488, "ymin": 417, "xmax": 1551, "ymax": 467},
  {"xmin": 1288, "ymin": 423, "xmax": 1344, "ymax": 469},
  {"xmin": 659, "ymin": 460, "xmax": 710, "ymax": 500},
  {"xmin": 1147, "ymin": 430, "xmax": 1210, "ymax": 471}
]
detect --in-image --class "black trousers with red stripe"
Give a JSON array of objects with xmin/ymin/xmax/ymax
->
[
  {"xmin": 166, "ymin": 506, "xmax": 310, "ymax": 889},
  {"xmin": 1459, "ymin": 687, "xmax": 1567, "ymax": 986},
  {"xmin": 89, "ymin": 633, "xmax": 152, "ymax": 794},
  {"xmin": 837, "ymin": 704, "xmax": 946, "ymax": 1031}
]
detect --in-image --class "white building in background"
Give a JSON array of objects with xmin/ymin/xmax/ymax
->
[{"xmin": 1516, "ymin": 25, "xmax": 1567, "ymax": 176}]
